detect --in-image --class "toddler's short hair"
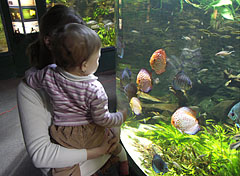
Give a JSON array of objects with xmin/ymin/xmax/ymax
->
[{"xmin": 51, "ymin": 23, "xmax": 101, "ymax": 70}]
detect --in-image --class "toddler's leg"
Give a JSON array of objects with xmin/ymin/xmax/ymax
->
[{"xmin": 114, "ymin": 143, "xmax": 129, "ymax": 176}]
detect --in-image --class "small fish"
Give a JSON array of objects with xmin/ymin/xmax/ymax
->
[
  {"xmin": 149, "ymin": 49, "xmax": 167, "ymax": 75},
  {"xmin": 197, "ymin": 68, "xmax": 208, "ymax": 73},
  {"xmin": 171, "ymin": 107, "xmax": 200, "ymax": 135},
  {"xmin": 230, "ymin": 134, "xmax": 240, "ymax": 150},
  {"xmin": 129, "ymin": 97, "xmax": 142, "ymax": 115},
  {"xmin": 120, "ymin": 68, "xmax": 131, "ymax": 88},
  {"xmin": 152, "ymin": 154, "xmax": 168, "ymax": 174},
  {"xmin": 124, "ymin": 83, "xmax": 138, "ymax": 100},
  {"xmin": 136, "ymin": 68, "xmax": 152, "ymax": 93},
  {"xmin": 154, "ymin": 77, "xmax": 160, "ymax": 84},
  {"xmin": 215, "ymin": 50, "xmax": 235, "ymax": 57},
  {"xmin": 225, "ymin": 45, "xmax": 234, "ymax": 49},
  {"xmin": 182, "ymin": 36, "xmax": 191, "ymax": 41},
  {"xmin": 228, "ymin": 102, "xmax": 240, "ymax": 128},
  {"xmin": 131, "ymin": 30, "xmax": 140, "ymax": 34},
  {"xmin": 172, "ymin": 71, "xmax": 192, "ymax": 91},
  {"xmin": 117, "ymin": 37, "xmax": 124, "ymax": 59}
]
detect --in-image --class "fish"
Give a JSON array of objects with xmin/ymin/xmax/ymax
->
[
  {"xmin": 182, "ymin": 36, "xmax": 191, "ymax": 41},
  {"xmin": 136, "ymin": 68, "xmax": 152, "ymax": 93},
  {"xmin": 197, "ymin": 68, "xmax": 208, "ymax": 73},
  {"xmin": 215, "ymin": 50, "xmax": 235, "ymax": 57},
  {"xmin": 228, "ymin": 102, "xmax": 240, "ymax": 128},
  {"xmin": 172, "ymin": 71, "xmax": 192, "ymax": 91},
  {"xmin": 230, "ymin": 134, "xmax": 240, "ymax": 150},
  {"xmin": 117, "ymin": 36, "xmax": 124, "ymax": 59},
  {"xmin": 149, "ymin": 49, "xmax": 167, "ymax": 75},
  {"xmin": 129, "ymin": 97, "xmax": 142, "ymax": 115},
  {"xmin": 152, "ymin": 154, "xmax": 168, "ymax": 174},
  {"xmin": 171, "ymin": 107, "xmax": 200, "ymax": 135},
  {"xmin": 154, "ymin": 77, "xmax": 160, "ymax": 84},
  {"xmin": 120, "ymin": 68, "xmax": 131, "ymax": 88},
  {"xmin": 124, "ymin": 83, "xmax": 138, "ymax": 100}
]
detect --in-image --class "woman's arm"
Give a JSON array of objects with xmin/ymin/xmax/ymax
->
[{"xmin": 17, "ymin": 81, "xmax": 113, "ymax": 169}]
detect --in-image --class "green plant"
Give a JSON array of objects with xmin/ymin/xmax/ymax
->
[
  {"xmin": 97, "ymin": 23, "xmax": 115, "ymax": 47},
  {"xmin": 182, "ymin": 0, "xmax": 240, "ymax": 21},
  {"xmin": 135, "ymin": 120, "xmax": 240, "ymax": 175}
]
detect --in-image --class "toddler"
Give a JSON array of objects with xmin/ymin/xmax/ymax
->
[{"xmin": 25, "ymin": 23, "xmax": 129, "ymax": 176}]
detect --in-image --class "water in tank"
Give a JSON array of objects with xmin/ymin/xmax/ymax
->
[{"xmin": 116, "ymin": 0, "xmax": 240, "ymax": 175}]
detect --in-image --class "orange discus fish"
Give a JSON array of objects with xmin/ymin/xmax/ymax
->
[
  {"xmin": 171, "ymin": 107, "xmax": 200, "ymax": 135},
  {"xmin": 149, "ymin": 49, "xmax": 167, "ymax": 75},
  {"xmin": 136, "ymin": 68, "xmax": 152, "ymax": 93}
]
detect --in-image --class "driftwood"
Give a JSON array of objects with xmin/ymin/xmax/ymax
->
[{"xmin": 223, "ymin": 70, "xmax": 240, "ymax": 88}]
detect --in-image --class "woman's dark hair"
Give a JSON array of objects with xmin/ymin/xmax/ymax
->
[{"xmin": 26, "ymin": 5, "xmax": 85, "ymax": 69}]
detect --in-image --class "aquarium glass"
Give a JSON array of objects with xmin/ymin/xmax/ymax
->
[
  {"xmin": 20, "ymin": 0, "xmax": 36, "ymax": 6},
  {"xmin": 9, "ymin": 8, "xmax": 21, "ymax": 21},
  {"xmin": 0, "ymin": 12, "xmax": 9, "ymax": 53},
  {"xmin": 22, "ymin": 8, "xmax": 37, "ymax": 20},
  {"xmin": 8, "ymin": 0, "xmax": 19, "ymax": 7},
  {"xmin": 116, "ymin": 0, "xmax": 240, "ymax": 175},
  {"xmin": 46, "ymin": 0, "xmax": 115, "ymax": 47}
]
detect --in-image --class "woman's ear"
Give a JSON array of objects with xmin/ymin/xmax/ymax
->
[{"xmin": 44, "ymin": 36, "xmax": 52, "ymax": 50}]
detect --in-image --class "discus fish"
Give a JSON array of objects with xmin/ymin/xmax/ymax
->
[
  {"xmin": 120, "ymin": 68, "xmax": 131, "ymax": 88},
  {"xmin": 172, "ymin": 71, "xmax": 192, "ymax": 91},
  {"xmin": 136, "ymin": 68, "xmax": 152, "ymax": 93},
  {"xmin": 124, "ymin": 83, "xmax": 138, "ymax": 100},
  {"xmin": 152, "ymin": 154, "xmax": 168, "ymax": 174},
  {"xmin": 171, "ymin": 107, "xmax": 200, "ymax": 135},
  {"xmin": 228, "ymin": 102, "xmax": 240, "ymax": 128},
  {"xmin": 129, "ymin": 97, "xmax": 142, "ymax": 115},
  {"xmin": 230, "ymin": 134, "xmax": 240, "ymax": 150},
  {"xmin": 149, "ymin": 49, "xmax": 167, "ymax": 75}
]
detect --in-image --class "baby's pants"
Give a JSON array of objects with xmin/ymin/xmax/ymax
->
[{"xmin": 50, "ymin": 123, "xmax": 105, "ymax": 176}]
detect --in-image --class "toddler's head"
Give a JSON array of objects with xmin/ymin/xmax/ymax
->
[{"xmin": 51, "ymin": 23, "xmax": 101, "ymax": 75}]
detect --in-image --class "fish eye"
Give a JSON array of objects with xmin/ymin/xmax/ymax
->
[{"xmin": 231, "ymin": 112, "xmax": 235, "ymax": 116}]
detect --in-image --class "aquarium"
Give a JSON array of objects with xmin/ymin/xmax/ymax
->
[
  {"xmin": 116, "ymin": 0, "xmax": 240, "ymax": 175},
  {"xmin": 8, "ymin": 0, "xmax": 39, "ymax": 34}
]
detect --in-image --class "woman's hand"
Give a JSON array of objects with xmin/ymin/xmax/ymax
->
[{"xmin": 87, "ymin": 129, "xmax": 118, "ymax": 160}]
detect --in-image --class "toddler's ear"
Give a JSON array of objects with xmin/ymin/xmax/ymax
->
[{"xmin": 81, "ymin": 60, "xmax": 87, "ymax": 73}]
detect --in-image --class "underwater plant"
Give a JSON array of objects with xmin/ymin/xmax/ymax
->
[
  {"xmin": 178, "ymin": 0, "xmax": 240, "ymax": 29},
  {"xmin": 134, "ymin": 120, "xmax": 240, "ymax": 175}
]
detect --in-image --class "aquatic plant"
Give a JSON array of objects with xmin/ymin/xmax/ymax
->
[
  {"xmin": 180, "ymin": 0, "xmax": 240, "ymax": 29},
  {"xmin": 135, "ymin": 119, "xmax": 240, "ymax": 175}
]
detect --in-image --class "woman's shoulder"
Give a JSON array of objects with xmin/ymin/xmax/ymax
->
[{"xmin": 17, "ymin": 80, "xmax": 50, "ymax": 106}]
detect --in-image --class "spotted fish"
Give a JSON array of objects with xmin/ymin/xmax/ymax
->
[
  {"xmin": 129, "ymin": 97, "xmax": 142, "ymax": 115},
  {"xmin": 149, "ymin": 49, "xmax": 167, "ymax": 75},
  {"xmin": 152, "ymin": 154, "xmax": 168, "ymax": 174},
  {"xmin": 136, "ymin": 68, "xmax": 152, "ymax": 93},
  {"xmin": 228, "ymin": 102, "xmax": 240, "ymax": 128},
  {"xmin": 172, "ymin": 71, "xmax": 192, "ymax": 91},
  {"xmin": 171, "ymin": 107, "xmax": 200, "ymax": 135}
]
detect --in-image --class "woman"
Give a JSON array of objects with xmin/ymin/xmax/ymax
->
[{"xmin": 17, "ymin": 5, "xmax": 120, "ymax": 176}]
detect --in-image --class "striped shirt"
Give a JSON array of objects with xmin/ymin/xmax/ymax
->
[{"xmin": 25, "ymin": 65, "xmax": 123, "ymax": 127}]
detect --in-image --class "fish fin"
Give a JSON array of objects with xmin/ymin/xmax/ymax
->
[{"xmin": 230, "ymin": 141, "xmax": 240, "ymax": 150}]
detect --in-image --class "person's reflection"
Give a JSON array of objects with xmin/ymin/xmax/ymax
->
[{"xmin": 15, "ymin": 28, "xmax": 20, "ymax": 34}]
